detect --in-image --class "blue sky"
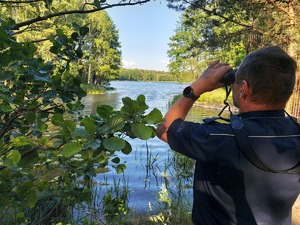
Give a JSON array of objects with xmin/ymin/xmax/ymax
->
[{"xmin": 107, "ymin": 1, "xmax": 182, "ymax": 71}]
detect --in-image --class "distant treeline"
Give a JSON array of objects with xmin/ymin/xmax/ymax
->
[{"xmin": 118, "ymin": 68, "xmax": 176, "ymax": 82}]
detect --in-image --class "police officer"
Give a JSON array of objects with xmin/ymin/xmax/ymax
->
[{"xmin": 156, "ymin": 46, "xmax": 300, "ymax": 225}]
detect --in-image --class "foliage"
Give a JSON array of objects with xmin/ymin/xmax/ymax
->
[
  {"xmin": 0, "ymin": 10, "xmax": 163, "ymax": 225},
  {"xmin": 103, "ymin": 178, "xmax": 130, "ymax": 222},
  {"xmin": 119, "ymin": 68, "xmax": 174, "ymax": 81},
  {"xmin": 0, "ymin": 0, "xmax": 123, "ymax": 87},
  {"xmin": 80, "ymin": 11, "xmax": 122, "ymax": 85},
  {"xmin": 167, "ymin": 0, "xmax": 300, "ymax": 81}
]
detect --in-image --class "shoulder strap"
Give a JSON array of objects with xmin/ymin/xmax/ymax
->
[{"xmin": 230, "ymin": 113, "xmax": 300, "ymax": 174}]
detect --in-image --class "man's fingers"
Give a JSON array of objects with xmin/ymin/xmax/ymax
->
[{"xmin": 208, "ymin": 59, "xmax": 220, "ymax": 67}]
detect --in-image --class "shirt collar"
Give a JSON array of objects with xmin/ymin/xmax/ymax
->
[{"xmin": 237, "ymin": 110, "xmax": 285, "ymax": 119}]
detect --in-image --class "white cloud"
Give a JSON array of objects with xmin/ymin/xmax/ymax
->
[{"xmin": 122, "ymin": 60, "xmax": 137, "ymax": 69}]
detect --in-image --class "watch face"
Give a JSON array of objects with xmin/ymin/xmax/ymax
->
[
  {"xmin": 183, "ymin": 86, "xmax": 198, "ymax": 100},
  {"xmin": 183, "ymin": 86, "xmax": 192, "ymax": 97}
]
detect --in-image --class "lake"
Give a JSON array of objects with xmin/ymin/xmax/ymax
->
[
  {"xmin": 80, "ymin": 81, "xmax": 225, "ymax": 216},
  {"xmin": 78, "ymin": 80, "xmax": 300, "ymax": 224}
]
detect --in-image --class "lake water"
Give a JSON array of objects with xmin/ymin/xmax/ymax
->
[{"xmin": 81, "ymin": 81, "xmax": 225, "ymax": 215}]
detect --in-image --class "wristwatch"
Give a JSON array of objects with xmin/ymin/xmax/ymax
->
[{"xmin": 183, "ymin": 86, "xmax": 199, "ymax": 101}]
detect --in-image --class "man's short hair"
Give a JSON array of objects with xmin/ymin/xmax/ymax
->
[{"xmin": 236, "ymin": 46, "xmax": 297, "ymax": 106}]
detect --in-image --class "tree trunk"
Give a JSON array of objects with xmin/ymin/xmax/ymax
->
[
  {"xmin": 88, "ymin": 63, "xmax": 92, "ymax": 84},
  {"xmin": 284, "ymin": 0, "xmax": 299, "ymax": 117}
]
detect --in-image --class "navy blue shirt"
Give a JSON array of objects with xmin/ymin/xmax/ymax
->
[{"xmin": 167, "ymin": 110, "xmax": 300, "ymax": 225}]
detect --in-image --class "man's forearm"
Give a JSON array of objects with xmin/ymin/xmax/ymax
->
[
  {"xmin": 156, "ymin": 96, "xmax": 196, "ymax": 142},
  {"xmin": 156, "ymin": 60, "xmax": 232, "ymax": 143}
]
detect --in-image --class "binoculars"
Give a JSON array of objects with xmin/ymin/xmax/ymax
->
[{"xmin": 221, "ymin": 69, "xmax": 237, "ymax": 86}]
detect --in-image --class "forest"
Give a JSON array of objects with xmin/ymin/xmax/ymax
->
[{"xmin": 0, "ymin": 0, "xmax": 299, "ymax": 224}]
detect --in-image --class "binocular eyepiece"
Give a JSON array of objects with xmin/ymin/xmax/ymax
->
[{"xmin": 221, "ymin": 69, "xmax": 237, "ymax": 86}]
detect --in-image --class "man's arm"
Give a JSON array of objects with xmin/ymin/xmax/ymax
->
[{"xmin": 156, "ymin": 59, "xmax": 231, "ymax": 143}]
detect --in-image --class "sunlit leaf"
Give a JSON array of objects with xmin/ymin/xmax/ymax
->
[
  {"xmin": 131, "ymin": 123, "xmax": 153, "ymax": 140},
  {"xmin": 62, "ymin": 142, "xmax": 82, "ymax": 157},
  {"xmin": 12, "ymin": 136, "xmax": 31, "ymax": 147},
  {"xmin": 145, "ymin": 108, "xmax": 163, "ymax": 124},
  {"xmin": 108, "ymin": 115, "xmax": 125, "ymax": 133},
  {"xmin": 6, "ymin": 150, "xmax": 21, "ymax": 165},
  {"xmin": 115, "ymin": 164, "xmax": 126, "ymax": 174}
]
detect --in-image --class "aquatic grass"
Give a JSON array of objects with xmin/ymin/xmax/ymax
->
[
  {"xmin": 168, "ymin": 88, "xmax": 233, "ymax": 107},
  {"xmin": 198, "ymin": 87, "xmax": 233, "ymax": 105},
  {"xmin": 23, "ymin": 191, "xmax": 70, "ymax": 225},
  {"xmin": 81, "ymin": 84, "xmax": 106, "ymax": 94}
]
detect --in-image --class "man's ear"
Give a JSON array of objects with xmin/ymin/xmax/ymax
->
[{"xmin": 240, "ymin": 80, "xmax": 251, "ymax": 99}]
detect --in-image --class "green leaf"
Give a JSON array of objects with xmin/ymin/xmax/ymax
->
[
  {"xmin": 43, "ymin": 0, "xmax": 52, "ymax": 9},
  {"xmin": 115, "ymin": 164, "xmax": 126, "ymax": 174},
  {"xmin": 72, "ymin": 22, "xmax": 81, "ymax": 30},
  {"xmin": 0, "ymin": 29, "xmax": 11, "ymax": 43},
  {"xmin": 80, "ymin": 116, "xmax": 96, "ymax": 135},
  {"xmin": 79, "ymin": 26, "xmax": 89, "ymax": 36},
  {"xmin": 111, "ymin": 157, "xmax": 120, "ymax": 164},
  {"xmin": 5, "ymin": 150, "xmax": 21, "ymax": 165},
  {"xmin": 52, "ymin": 113, "xmax": 64, "ymax": 126},
  {"xmin": 1, "ymin": 103, "xmax": 12, "ymax": 112},
  {"xmin": 0, "ymin": 71, "xmax": 13, "ymax": 81},
  {"xmin": 84, "ymin": 139, "xmax": 101, "ymax": 150},
  {"xmin": 145, "ymin": 108, "xmax": 163, "ymax": 124},
  {"xmin": 34, "ymin": 75, "xmax": 49, "ymax": 82},
  {"xmin": 103, "ymin": 137, "xmax": 126, "ymax": 151},
  {"xmin": 97, "ymin": 105, "xmax": 114, "ymax": 120},
  {"xmin": 25, "ymin": 112, "xmax": 36, "ymax": 123},
  {"xmin": 62, "ymin": 142, "xmax": 82, "ymax": 157},
  {"xmin": 71, "ymin": 32, "xmax": 80, "ymax": 41},
  {"xmin": 121, "ymin": 97, "xmax": 134, "ymax": 115},
  {"xmin": 73, "ymin": 126, "xmax": 91, "ymax": 138},
  {"xmin": 75, "ymin": 48, "xmax": 83, "ymax": 58},
  {"xmin": 131, "ymin": 123, "xmax": 153, "ymax": 140},
  {"xmin": 12, "ymin": 136, "xmax": 31, "ymax": 147},
  {"xmin": 108, "ymin": 115, "xmax": 125, "ymax": 133},
  {"xmin": 64, "ymin": 120, "xmax": 76, "ymax": 132},
  {"xmin": 136, "ymin": 94, "xmax": 149, "ymax": 112},
  {"xmin": 94, "ymin": 0, "xmax": 101, "ymax": 8},
  {"xmin": 24, "ymin": 189, "xmax": 38, "ymax": 208},
  {"xmin": 121, "ymin": 141, "xmax": 132, "ymax": 155}
]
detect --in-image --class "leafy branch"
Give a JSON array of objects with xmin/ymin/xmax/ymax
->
[{"xmin": 11, "ymin": 0, "xmax": 151, "ymax": 30}]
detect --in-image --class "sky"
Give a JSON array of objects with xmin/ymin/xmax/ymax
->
[{"xmin": 107, "ymin": 1, "xmax": 182, "ymax": 71}]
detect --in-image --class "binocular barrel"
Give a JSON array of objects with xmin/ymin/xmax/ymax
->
[{"xmin": 221, "ymin": 69, "xmax": 237, "ymax": 85}]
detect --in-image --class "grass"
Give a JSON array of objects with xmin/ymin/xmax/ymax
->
[
  {"xmin": 81, "ymin": 84, "xmax": 106, "ymax": 94},
  {"xmin": 197, "ymin": 87, "xmax": 233, "ymax": 106}
]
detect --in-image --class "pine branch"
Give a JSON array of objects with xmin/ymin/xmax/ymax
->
[
  {"xmin": 10, "ymin": 0, "xmax": 151, "ymax": 30},
  {"xmin": 266, "ymin": 0, "xmax": 290, "ymax": 14},
  {"xmin": 0, "ymin": 0, "xmax": 42, "ymax": 4},
  {"xmin": 182, "ymin": 0, "xmax": 265, "ymax": 35}
]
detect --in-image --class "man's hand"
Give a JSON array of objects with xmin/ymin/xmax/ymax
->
[
  {"xmin": 191, "ymin": 59, "xmax": 232, "ymax": 96},
  {"xmin": 156, "ymin": 59, "xmax": 231, "ymax": 143}
]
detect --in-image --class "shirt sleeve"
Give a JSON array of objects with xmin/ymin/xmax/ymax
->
[{"xmin": 167, "ymin": 118, "xmax": 209, "ymax": 160}]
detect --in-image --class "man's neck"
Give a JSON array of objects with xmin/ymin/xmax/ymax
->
[{"xmin": 238, "ymin": 101, "xmax": 285, "ymax": 113}]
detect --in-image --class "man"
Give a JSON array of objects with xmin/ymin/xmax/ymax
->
[{"xmin": 156, "ymin": 46, "xmax": 300, "ymax": 225}]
